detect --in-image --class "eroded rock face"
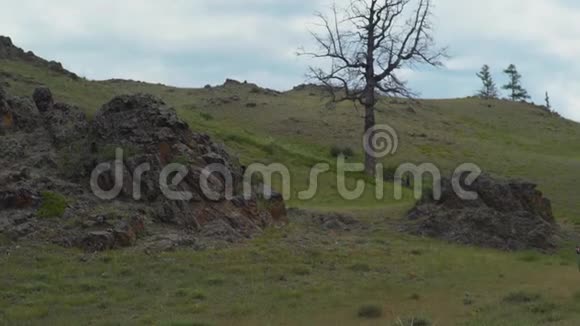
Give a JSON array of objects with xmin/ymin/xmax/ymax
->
[
  {"xmin": 0, "ymin": 88, "xmax": 286, "ymax": 252},
  {"xmin": 403, "ymin": 174, "xmax": 559, "ymax": 251}
]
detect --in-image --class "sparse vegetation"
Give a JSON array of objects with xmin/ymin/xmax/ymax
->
[{"xmin": 503, "ymin": 291, "xmax": 542, "ymax": 304}]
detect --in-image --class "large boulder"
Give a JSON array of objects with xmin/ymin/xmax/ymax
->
[{"xmin": 403, "ymin": 174, "xmax": 559, "ymax": 251}]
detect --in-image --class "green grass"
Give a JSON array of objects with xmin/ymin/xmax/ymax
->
[
  {"xmin": 37, "ymin": 191, "xmax": 69, "ymax": 219},
  {"xmin": 2, "ymin": 56, "xmax": 580, "ymax": 325},
  {"xmin": 2, "ymin": 213, "xmax": 580, "ymax": 325}
]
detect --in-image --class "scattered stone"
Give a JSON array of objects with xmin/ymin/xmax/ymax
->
[
  {"xmin": 80, "ymin": 231, "xmax": 116, "ymax": 252},
  {"xmin": 223, "ymin": 78, "xmax": 242, "ymax": 86},
  {"xmin": 317, "ymin": 213, "xmax": 359, "ymax": 231},
  {"xmin": 292, "ymin": 83, "xmax": 327, "ymax": 92},
  {"xmin": 113, "ymin": 216, "xmax": 146, "ymax": 247}
]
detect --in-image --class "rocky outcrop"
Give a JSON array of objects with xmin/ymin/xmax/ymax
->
[
  {"xmin": 0, "ymin": 87, "xmax": 286, "ymax": 252},
  {"xmin": 403, "ymin": 174, "xmax": 559, "ymax": 251},
  {"xmin": 89, "ymin": 94, "xmax": 286, "ymax": 236}
]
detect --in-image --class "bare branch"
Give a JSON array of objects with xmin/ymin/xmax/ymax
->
[{"xmin": 300, "ymin": 0, "xmax": 446, "ymax": 105}]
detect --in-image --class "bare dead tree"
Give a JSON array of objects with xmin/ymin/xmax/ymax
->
[{"xmin": 299, "ymin": 0, "xmax": 447, "ymax": 175}]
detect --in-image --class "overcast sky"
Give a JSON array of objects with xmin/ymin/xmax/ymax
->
[{"xmin": 1, "ymin": 0, "xmax": 579, "ymax": 120}]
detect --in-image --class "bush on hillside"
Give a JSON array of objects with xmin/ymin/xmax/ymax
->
[{"xmin": 330, "ymin": 145, "xmax": 355, "ymax": 158}]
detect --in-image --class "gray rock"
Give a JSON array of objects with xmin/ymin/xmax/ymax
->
[
  {"xmin": 80, "ymin": 231, "xmax": 116, "ymax": 252},
  {"xmin": 0, "ymin": 188, "xmax": 40, "ymax": 210},
  {"xmin": 32, "ymin": 87, "xmax": 54, "ymax": 112},
  {"xmin": 403, "ymin": 174, "xmax": 559, "ymax": 251}
]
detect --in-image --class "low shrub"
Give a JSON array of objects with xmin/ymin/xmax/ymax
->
[
  {"xmin": 357, "ymin": 304, "xmax": 383, "ymax": 319},
  {"xmin": 37, "ymin": 192, "xmax": 68, "ymax": 218},
  {"xmin": 199, "ymin": 112, "xmax": 214, "ymax": 121}
]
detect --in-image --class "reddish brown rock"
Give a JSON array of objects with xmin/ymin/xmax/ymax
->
[{"xmin": 0, "ymin": 189, "xmax": 40, "ymax": 210}]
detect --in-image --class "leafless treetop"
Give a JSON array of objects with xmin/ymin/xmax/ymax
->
[{"xmin": 300, "ymin": 0, "xmax": 447, "ymax": 105}]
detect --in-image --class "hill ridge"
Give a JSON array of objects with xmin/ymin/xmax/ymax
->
[{"xmin": 0, "ymin": 35, "xmax": 79, "ymax": 80}]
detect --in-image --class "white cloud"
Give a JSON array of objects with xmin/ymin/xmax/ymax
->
[
  {"xmin": 436, "ymin": 0, "xmax": 580, "ymax": 62},
  {"xmin": 545, "ymin": 80, "xmax": 580, "ymax": 121},
  {"xmin": 444, "ymin": 56, "xmax": 485, "ymax": 71},
  {"xmin": 0, "ymin": 0, "xmax": 579, "ymax": 120}
]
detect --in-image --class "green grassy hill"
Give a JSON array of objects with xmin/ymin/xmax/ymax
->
[
  {"xmin": 2, "ymin": 50, "xmax": 580, "ymax": 325},
  {"xmin": 2, "ymin": 56, "xmax": 579, "ymax": 219}
]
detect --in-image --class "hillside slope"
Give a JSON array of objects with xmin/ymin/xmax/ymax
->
[
  {"xmin": 2, "ymin": 36, "xmax": 579, "ymax": 221},
  {"xmin": 4, "ymin": 36, "xmax": 580, "ymax": 326}
]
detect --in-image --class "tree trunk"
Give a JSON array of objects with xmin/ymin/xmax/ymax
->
[
  {"xmin": 363, "ymin": 3, "xmax": 377, "ymax": 177},
  {"xmin": 363, "ymin": 82, "xmax": 376, "ymax": 176},
  {"xmin": 364, "ymin": 103, "xmax": 376, "ymax": 176}
]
